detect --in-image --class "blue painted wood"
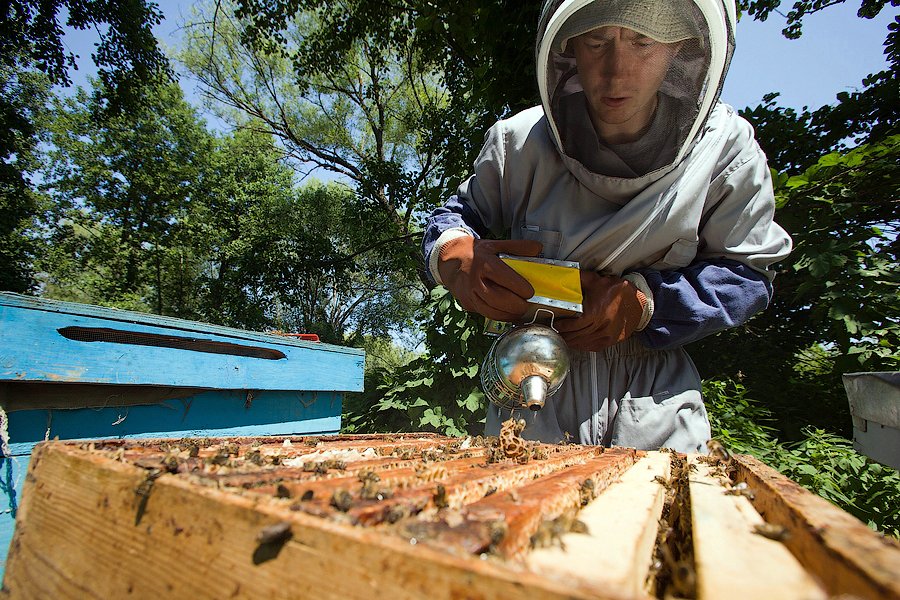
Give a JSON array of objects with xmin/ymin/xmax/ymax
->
[
  {"xmin": 0, "ymin": 293, "xmax": 365, "ymax": 392},
  {"xmin": 0, "ymin": 388, "xmax": 345, "ymax": 578},
  {"xmin": 0, "ymin": 293, "xmax": 370, "ymax": 580},
  {"xmin": 6, "ymin": 389, "xmax": 342, "ymax": 444}
]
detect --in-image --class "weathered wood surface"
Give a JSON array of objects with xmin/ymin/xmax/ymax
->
[
  {"xmin": 2, "ymin": 435, "xmax": 898, "ymax": 600},
  {"xmin": 733, "ymin": 453, "xmax": 900, "ymax": 599},
  {"xmin": 0, "ymin": 292, "xmax": 364, "ymax": 392},
  {"xmin": 688, "ymin": 456, "xmax": 827, "ymax": 599},
  {"xmin": 526, "ymin": 452, "xmax": 671, "ymax": 599},
  {"xmin": 2, "ymin": 437, "xmax": 635, "ymax": 600}
]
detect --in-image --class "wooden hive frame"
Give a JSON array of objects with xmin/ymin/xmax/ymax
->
[{"xmin": 2, "ymin": 429, "xmax": 899, "ymax": 599}]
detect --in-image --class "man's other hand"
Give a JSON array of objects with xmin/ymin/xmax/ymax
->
[
  {"xmin": 554, "ymin": 271, "xmax": 646, "ymax": 351},
  {"xmin": 438, "ymin": 237, "xmax": 542, "ymax": 322}
]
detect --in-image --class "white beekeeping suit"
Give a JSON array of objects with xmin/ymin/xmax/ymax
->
[{"xmin": 422, "ymin": 0, "xmax": 791, "ymax": 452}]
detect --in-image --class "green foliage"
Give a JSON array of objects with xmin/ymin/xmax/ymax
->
[
  {"xmin": 0, "ymin": 0, "xmax": 171, "ymax": 109},
  {"xmin": 703, "ymin": 378, "xmax": 783, "ymax": 460},
  {"xmin": 227, "ymin": 0, "xmax": 543, "ymax": 204},
  {"xmin": 774, "ymin": 429, "xmax": 900, "ymax": 535},
  {"xmin": 705, "ymin": 377, "xmax": 900, "ymax": 537},
  {"xmin": 691, "ymin": 136, "xmax": 899, "ymax": 436},
  {"xmin": 0, "ymin": 60, "xmax": 50, "ymax": 293},
  {"xmin": 181, "ymin": 0, "xmax": 448, "ymax": 234},
  {"xmin": 737, "ymin": 0, "xmax": 895, "ymax": 40},
  {"xmin": 39, "ymin": 81, "xmax": 214, "ymax": 313},
  {"xmin": 0, "ymin": 2, "xmax": 173, "ymax": 290},
  {"xmin": 777, "ymin": 137, "xmax": 900, "ymax": 374},
  {"xmin": 343, "ymin": 287, "xmax": 491, "ymax": 437}
]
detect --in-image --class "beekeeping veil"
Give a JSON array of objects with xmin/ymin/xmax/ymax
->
[{"xmin": 536, "ymin": 0, "xmax": 736, "ymax": 179}]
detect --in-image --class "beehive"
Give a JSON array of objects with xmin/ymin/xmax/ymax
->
[{"xmin": 3, "ymin": 427, "xmax": 899, "ymax": 599}]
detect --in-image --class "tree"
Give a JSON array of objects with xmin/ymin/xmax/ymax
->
[
  {"xmin": 228, "ymin": 0, "xmax": 544, "ymax": 189},
  {"xmin": 691, "ymin": 0, "xmax": 899, "ymax": 437},
  {"xmin": 0, "ymin": 1, "xmax": 172, "ymax": 292},
  {"xmin": 193, "ymin": 129, "xmax": 421, "ymax": 342},
  {"xmin": 0, "ymin": 0, "xmax": 170, "ymax": 108},
  {"xmin": 40, "ymin": 81, "xmax": 213, "ymax": 313},
  {"xmin": 0, "ymin": 60, "xmax": 50, "ymax": 292},
  {"xmin": 191, "ymin": 126, "xmax": 299, "ymax": 330},
  {"xmin": 180, "ymin": 0, "xmax": 447, "ymax": 260}
]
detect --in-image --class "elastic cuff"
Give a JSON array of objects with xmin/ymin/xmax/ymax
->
[
  {"xmin": 622, "ymin": 272, "xmax": 654, "ymax": 331},
  {"xmin": 428, "ymin": 228, "xmax": 474, "ymax": 285}
]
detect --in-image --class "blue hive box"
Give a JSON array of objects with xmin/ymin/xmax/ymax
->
[{"xmin": 0, "ymin": 292, "xmax": 365, "ymax": 576}]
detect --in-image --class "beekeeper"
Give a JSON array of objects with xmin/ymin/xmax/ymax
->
[{"xmin": 422, "ymin": 0, "xmax": 792, "ymax": 453}]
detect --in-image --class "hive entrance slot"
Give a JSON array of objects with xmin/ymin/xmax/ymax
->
[
  {"xmin": 650, "ymin": 451, "xmax": 698, "ymax": 599},
  {"xmin": 57, "ymin": 326, "xmax": 287, "ymax": 360}
]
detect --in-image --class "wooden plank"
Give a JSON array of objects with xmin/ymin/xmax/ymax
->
[
  {"xmin": 0, "ymin": 383, "xmax": 201, "ymax": 412},
  {"xmin": 350, "ymin": 445, "xmax": 596, "ymax": 526},
  {"xmin": 733, "ymin": 453, "xmax": 900, "ymax": 600},
  {"xmin": 1, "ymin": 442, "xmax": 635, "ymax": 600},
  {"xmin": 0, "ymin": 400, "xmax": 343, "ymax": 582},
  {"xmin": 0, "ymin": 292, "xmax": 361, "ymax": 355},
  {"xmin": 688, "ymin": 455, "xmax": 827, "ymax": 599},
  {"xmin": 0, "ymin": 296, "xmax": 364, "ymax": 392},
  {"xmin": 400, "ymin": 448, "xmax": 640, "ymax": 559},
  {"xmin": 526, "ymin": 451, "xmax": 671, "ymax": 599},
  {"xmin": 7, "ymin": 436, "xmax": 899, "ymax": 599},
  {"xmin": 5, "ymin": 390, "xmax": 342, "ymax": 444}
]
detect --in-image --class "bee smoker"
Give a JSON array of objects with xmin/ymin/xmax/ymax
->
[{"xmin": 480, "ymin": 312, "xmax": 570, "ymax": 412}]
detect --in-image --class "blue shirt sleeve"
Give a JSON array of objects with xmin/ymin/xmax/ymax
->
[
  {"xmin": 635, "ymin": 259, "xmax": 773, "ymax": 350},
  {"xmin": 421, "ymin": 195, "xmax": 489, "ymax": 284}
]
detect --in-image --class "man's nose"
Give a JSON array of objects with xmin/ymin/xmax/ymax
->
[{"xmin": 600, "ymin": 43, "xmax": 638, "ymax": 79}]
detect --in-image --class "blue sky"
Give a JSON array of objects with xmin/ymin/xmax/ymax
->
[
  {"xmin": 721, "ymin": 2, "xmax": 894, "ymax": 110},
  {"xmin": 63, "ymin": 1, "xmax": 894, "ymax": 119}
]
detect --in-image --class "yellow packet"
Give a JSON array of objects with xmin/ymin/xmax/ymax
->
[{"xmin": 499, "ymin": 254, "xmax": 583, "ymax": 316}]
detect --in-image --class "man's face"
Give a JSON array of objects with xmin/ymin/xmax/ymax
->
[{"xmin": 570, "ymin": 26, "xmax": 681, "ymax": 144}]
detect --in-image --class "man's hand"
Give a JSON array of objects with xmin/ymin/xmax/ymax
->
[
  {"xmin": 438, "ymin": 236, "xmax": 543, "ymax": 322},
  {"xmin": 554, "ymin": 271, "xmax": 646, "ymax": 351}
]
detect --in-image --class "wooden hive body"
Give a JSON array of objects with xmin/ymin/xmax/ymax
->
[
  {"xmin": 0, "ymin": 292, "xmax": 365, "ymax": 577},
  {"xmin": 3, "ymin": 431, "xmax": 899, "ymax": 599}
]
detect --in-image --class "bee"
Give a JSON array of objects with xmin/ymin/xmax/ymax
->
[
  {"xmin": 209, "ymin": 451, "xmax": 230, "ymax": 466},
  {"xmin": 653, "ymin": 475, "xmax": 673, "ymax": 491},
  {"xmin": 358, "ymin": 470, "xmax": 385, "ymax": 500},
  {"xmin": 134, "ymin": 469, "xmax": 163, "ymax": 499},
  {"xmin": 256, "ymin": 521, "xmax": 292, "ymax": 545},
  {"xmin": 670, "ymin": 560, "xmax": 696, "ymax": 597},
  {"xmin": 433, "ymin": 484, "xmax": 450, "ymax": 509},
  {"xmin": 330, "ymin": 489, "xmax": 354, "ymax": 512},
  {"xmin": 707, "ymin": 439, "xmax": 732, "ymax": 462},
  {"xmin": 724, "ymin": 482, "xmax": 755, "ymax": 500},
  {"xmin": 487, "ymin": 519, "xmax": 508, "ymax": 551},
  {"xmin": 531, "ymin": 447, "xmax": 550, "ymax": 461},
  {"xmin": 485, "ymin": 442, "xmax": 505, "ymax": 464},
  {"xmin": 579, "ymin": 479, "xmax": 596, "ymax": 506},
  {"xmin": 530, "ymin": 511, "xmax": 589, "ymax": 551},
  {"xmin": 753, "ymin": 523, "xmax": 790, "ymax": 541},
  {"xmin": 384, "ymin": 504, "xmax": 409, "ymax": 524}
]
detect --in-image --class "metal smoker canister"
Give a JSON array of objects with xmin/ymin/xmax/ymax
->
[{"xmin": 480, "ymin": 323, "xmax": 570, "ymax": 411}]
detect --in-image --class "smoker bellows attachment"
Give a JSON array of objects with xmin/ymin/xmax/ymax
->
[{"xmin": 480, "ymin": 320, "xmax": 570, "ymax": 411}]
